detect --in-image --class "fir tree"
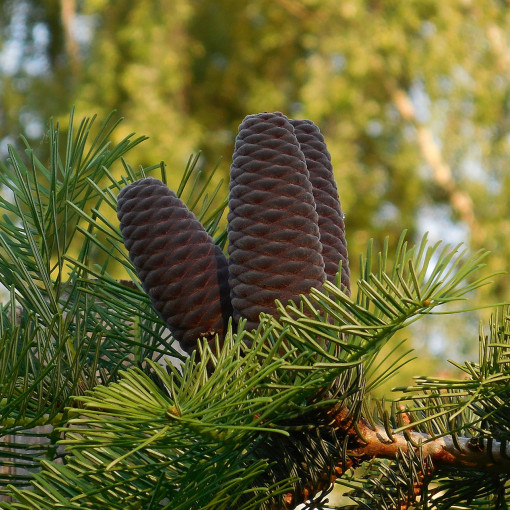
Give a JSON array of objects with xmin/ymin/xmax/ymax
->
[{"xmin": 0, "ymin": 110, "xmax": 509, "ymax": 510}]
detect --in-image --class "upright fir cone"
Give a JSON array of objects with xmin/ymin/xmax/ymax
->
[
  {"xmin": 228, "ymin": 112, "xmax": 326, "ymax": 330},
  {"xmin": 289, "ymin": 119, "xmax": 350, "ymax": 294},
  {"xmin": 117, "ymin": 177, "xmax": 232, "ymax": 354}
]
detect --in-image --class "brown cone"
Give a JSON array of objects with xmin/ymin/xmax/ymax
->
[
  {"xmin": 228, "ymin": 112, "xmax": 326, "ymax": 330},
  {"xmin": 289, "ymin": 119, "xmax": 350, "ymax": 294},
  {"xmin": 117, "ymin": 177, "xmax": 232, "ymax": 354}
]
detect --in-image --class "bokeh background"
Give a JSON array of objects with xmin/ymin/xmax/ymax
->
[{"xmin": 1, "ymin": 0, "xmax": 510, "ymax": 395}]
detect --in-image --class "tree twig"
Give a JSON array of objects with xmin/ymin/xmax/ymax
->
[{"xmin": 348, "ymin": 416, "xmax": 510, "ymax": 473}]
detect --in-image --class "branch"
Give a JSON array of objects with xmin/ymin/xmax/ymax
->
[
  {"xmin": 285, "ymin": 409, "xmax": 510, "ymax": 509},
  {"xmin": 348, "ymin": 417, "xmax": 510, "ymax": 473},
  {"xmin": 388, "ymin": 82, "xmax": 483, "ymax": 246},
  {"xmin": 486, "ymin": 23, "xmax": 510, "ymax": 76},
  {"xmin": 60, "ymin": 0, "xmax": 81, "ymax": 77}
]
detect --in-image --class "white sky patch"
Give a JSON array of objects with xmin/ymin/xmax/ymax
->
[
  {"xmin": 378, "ymin": 202, "xmax": 399, "ymax": 224},
  {"xmin": 1, "ymin": 39, "xmax": 24, "ymax": 75},
  {"xmin": 22, "ymin": 22, "xmax": 51, "ymax": 75},
  {"xmin": 20, "ymin": 110, "xmax": 44, "ymax": 139},
  {"xmin": 417, "ymin": 204, "xmax": 469, "ymax": 246},
  {"xmin": 409, "ymin": 80, "xmax": 431, "ymax": 123},
  {"xmin": 0, "ymin": 136, "xmax": 16, "ymax": 158},
  {"xmin": 0, "ymin": 1, "xmax": 29, "ymax": 75},
  {"xmin": 72, "ymin": 14, "xmax": 96, "ymax": 46}
]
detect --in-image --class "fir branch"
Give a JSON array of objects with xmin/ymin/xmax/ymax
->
[
  {"xmin": 1, "ymin": 109, "xmax": 507, "ymax": 509},
  {"xmin": 334, "ymin": 410, "xmax": 510, "ymax": 473},
  {"xmin": 2, "ymin": 233, "xmax": 499, "ymax": 508}
]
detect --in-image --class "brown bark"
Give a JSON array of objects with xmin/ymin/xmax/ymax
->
[
  {"xmin": 349, "ymin": 418, "xmax": 510, "ymax": 473},
  {"xmin": 60, "ymin": 0, "xmax": 81, "ymax": 77}
]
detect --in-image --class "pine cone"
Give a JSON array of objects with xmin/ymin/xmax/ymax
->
[
  {"xmin": 117, "ymin": 177, "xmax": 232, "ymax": 354},
  {"xmin": 289, "ymin": 119, "xmax": 350, "ymax": 294},
  {"xmin": 228, "ymin": 112, "xmax": 326, "ymax": 330}
]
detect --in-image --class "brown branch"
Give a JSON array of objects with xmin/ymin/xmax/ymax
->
[
  {"xmin": 60, "ymin": 0, "xmax": 81, "ymax": 77},
  {"xmin": 487, "ymin": 23, "xmax": 510, "ymax": 76},
  {"xmin": 350, "ymin": 418, "xmax": 510, "ymax": 473},
  {"xmin": 285, "ymin": 410, "xmax": 510, "ymax": 509},
  {"xmin": 388, "ymin": 83, "xmax": 483, "ymax": 246}
]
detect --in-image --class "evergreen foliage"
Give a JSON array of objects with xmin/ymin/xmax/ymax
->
[{"xmin": 0, "ymin": 112, "xmax": 509, "ymax": 509}]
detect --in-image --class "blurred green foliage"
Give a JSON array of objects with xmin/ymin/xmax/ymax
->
[{"xmin": 1, "ymin": 0, "xmax": 509, "ymax": 382}]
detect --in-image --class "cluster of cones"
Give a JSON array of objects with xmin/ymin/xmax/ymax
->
[{"xmin": 117, "ymin": 112, "xmax": 349, "ymax": 355}]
